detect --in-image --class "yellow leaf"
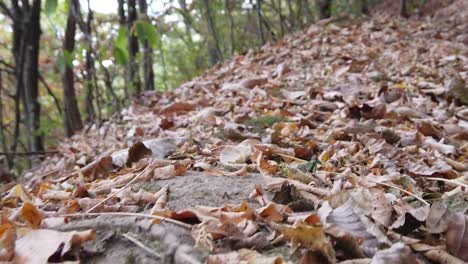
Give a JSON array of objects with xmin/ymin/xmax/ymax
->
[
  {"xmin": 274, "ymin": 223, "xmax": 335, "ymax": 263},
  {"xmin": 21, "ymin": 202, "xmax": 43, "ymax": 229}
]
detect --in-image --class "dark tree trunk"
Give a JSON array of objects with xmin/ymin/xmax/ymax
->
[
  {"xmin": 317, "ymin": 0, "xmax": 331, "ymax": 19},
  {"xmin": 286, "ymin": 0, "xmax": 295, "ymax": 30},
  {"xmin": 361, "ymin": 0, "xmax": 369, "ymax": 15},
  {"xmin": 400, "ymin": 0, "xmax": 409, "ymax": 18},
  {"xmin": 303, "ymin": 0, "xmax": 314, "ymax": 24},
  {"xmin": 117, "ymin": 0, "xmax": 129, "ymax": 99},
  {"xmin": 22, "ymin": 0, "xmax": 43, "ymax": 152},
  {"xmin": 201, "ymin": 0, "xmax": 222, "ymax": 65},
  {"xmin": 138, "ymin": 0, "xmax": 155, "ymax": 91},
  {"xmin": 254, "ymin": 0, "xmax": 265, "ymax": 45},
  {"xmin": 271, "ymin": 0, "xmax": 286, "ymax": 37},
  {"xmin": 62, "ymin": 1, "xmax": 83, "ymax": 137},
  {"xmin": 224, "ymin": 0, "xmax": 235, "ymax": 56},
  {"xmin": 127, "ymin": 0, "xmax": 141, "ymax": 94}
]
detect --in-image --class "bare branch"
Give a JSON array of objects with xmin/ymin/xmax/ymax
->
[{"xmin": 38, "ymin": 73, "xmax": 63, "ymax": 115}]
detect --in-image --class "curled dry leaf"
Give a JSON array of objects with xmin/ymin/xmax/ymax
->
[
  {"xmin": 219, "ymin": 145, "xmax": 252, "ymax": 165},
  {"xmin": 270, "ymin": 221, "xmax": 335, "ymax": 263},
  {"xmin": 14, "ymin": 228, "xmax": 95, "ymax": 263},
  {"xmin": 208, "ymin": 248, "xmax": 288, "ymax": 264},
  {"xmin": 446, "ymin": 212, "xmax": 468, "ymax": 261},
  {"xmin": 370, "ymin": 242, "xmax": 417, "ymax": 264}
]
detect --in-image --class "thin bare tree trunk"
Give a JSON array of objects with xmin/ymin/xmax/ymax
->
[
  {"xmin": 254, "ymin": 0, "xmax": 265, "ymax": 45},
  {"xmin": 118, "ymin": 0, "xmax": 129, "ymax": 100},
  {"xmin": 62, "ymin": 0, "xmax": 83, "ymax": 137},
  {"xmin": 400, "ymin": 0, "xmax": 409, "ymax": 18},
  {"xmin": 304, "ymin": 0, "xmax": 314, "ymax": 24},
  {"xmin": 286, "ymin": 0, "xmax": 295, "ymax": 30},
  {"xmin": 201, "ymin": 0, "xmax": 222, "ymax": 65},
  {"xmin": 127, "ymin": 0, "xmax": 141, "ymax": 94},
  {"xmin": 317, "ymin": 0, "xmax": 331, "ymax": 19},
  {"xmin": 138, "ymin": 0, "xmax": 155, "ymax": 91},
  {"xmin": 224, "ymin": 0, "xmax": 235, "ymax": 56},
  {"xmin": 22, "ymin": 0, "xmax": 43, "ymax": 153}
]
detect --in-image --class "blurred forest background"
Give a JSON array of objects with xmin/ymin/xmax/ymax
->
[{"xmin": 0, "ymin": 0, "xmax": 429, "ymax": 173}]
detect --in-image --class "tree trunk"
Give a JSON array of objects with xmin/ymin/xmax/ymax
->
[
  {"xmin": 117, "ymin": 0, "xmax": 129, "ymax": 100},
  {"xmin": 361, "ymin": 0, "xmax": 369, "ymax": 15},
  {"xmin": 286, "ymin": 0, "xmax": 295, "ymax": 30},
  {"xmin": 400, "ymin": 0, "xmax": 409, "ymax": 18},
  {"xmin": 127, "ymin": 0, "xmax": 141, "ymax": 94},
  {"xmin": 303, "ymin": 0, "xmax": 314, "ymax": 24},
  {"xmin": 138, "ymin": 0, "xmax": 155, "ymax": 91},
  {"xmin": 254, "ymin": 0, "xmax": 265, "ymax": 45},
  {"xmin": 201, "ymin": 0, "xmax": 222, "ymax": 65},
  {"xmin": 22, "ymin": 0, "xmax": 43, "ymax": 152},
  {"xmin": 224, "ymin": 0, "xmax": 235, "ymax": 56},
  {"xmin": 62, "ymin": 1, "xmax": 83, "ymax": 137},
  {"xmin": 317, "ymin": 0, "xmax": 331, "ymax": 19}
]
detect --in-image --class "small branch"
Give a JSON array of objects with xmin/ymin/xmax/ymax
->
[
  {"xmin": 60, "ymin": 212, "xmax": 193, "ymax": 229},
  {"xmin": 122, "ymin": 233, "xmax": 161, "ymax": 258},
  {"xmin": 39, "ymin": 73, "xmax": 62, "ymax": 115},
  {"xmin": 0, "ymin": 2, "xmax": 14, "ymax": 20},
  {"xmin": 86, "ymin": 166, "xmax": 150, "ymax": 213},
  {"xmin": 0, "ymin": 151, "xmax": 58, "ymax": 156},
  {"xmin": 373, "ymin": 181, "xmax": 429, "ymax": 206},
  {"xmin": 426, "ymin": 177, "xmax": 468, "ymax": 189}
]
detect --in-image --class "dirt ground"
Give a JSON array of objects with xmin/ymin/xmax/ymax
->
[{"xmin": 52, "ymin": 172, "xmax": 261, "ymax": 263}]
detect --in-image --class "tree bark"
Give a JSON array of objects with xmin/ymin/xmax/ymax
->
[
  {"xmin": 286, "ymin": 0, "xmax": 295, "ymax": 30},
  {"xmin": 201, "ymin": 0, "xmax": 222, "ymax": 65},
  {"xmin": 127, "ymin": 0, "xmax": 141, "ymax": 94},
  {"xmin": 400, "ymin": 0, "xmax": 409, "ymax": 18},
  {"xmin": 254, "ymin": 0, "xmax": 265, "ymax": 45},
  {"xmin": 303, "ymin": 0, "xmax": 314, "ymax": 24},
  {"xmin": 224, "ymin": 0, "xmax": 235, "ymax": 56},
  {"xmin": 21, "ymin": 0, "xmax": 43, "ymax": 152},
  {"xmin": 62, "ymin": 1, "xmax": 83, "ymax": 137},
  {"xmin": 117, "ymin": 0, "xmax": 129, "ymax": 99},
  {"xmin": 317, "ymin": 0, "xmax": 331, "ymax": 19},
  {"xmin": 138, "ymin": 0, "xmax": 155, "ymax": 91}
]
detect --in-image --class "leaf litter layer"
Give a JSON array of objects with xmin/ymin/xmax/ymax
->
[{"xmin": 1, "ymin": 3, "xmax": 468, "ymax": 263}]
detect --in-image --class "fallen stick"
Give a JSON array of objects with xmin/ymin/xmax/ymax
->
[{"xmin": 60, "ymin": 212, "xmax": 192, "ymax": 229}]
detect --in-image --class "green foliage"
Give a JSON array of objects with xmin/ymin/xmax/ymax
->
[
  {"xmin": 135, "ymin": 21, "xmax": 158, "ymax": 48},
  {"xmin": 244, "ymin": 115, "xmax": 285, "ymax": 131},
  {"xmin": 114, "ymin": 28, "xmax": 129, "ymax": 65},
  {"xmin": 44, "ymin": 0, "xmax": 58, "ymax": 16},
  {"xmin": 57, "ymin": 50, "xmax": 73, "ymax": 74},
  {"xmin": 298, "ymin": 159, "xmax": 320, "ymax": 173}
]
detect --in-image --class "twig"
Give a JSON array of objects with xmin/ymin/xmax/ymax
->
[
  {"xmin": 39, "ymin": 73, "xmax": 62, "ymax": 115},
  {"xmin": 122, "ymin": 233, "xmax": 161, "ymax": 258},
  {"xmin": 274, "ymin": 152, "xmax": 308, "ymax": 163},
  {"xmin": 86, "ymin": 166, "xmax": 149, "ymax": 213},
  {"xmin": 0, "ymin": 151, "xmax": 58, "ymax": 156},
  {"xmin": 372, "ymin": 181, "xmax": 429, "ymax": 206},
  {"xmin": 426, "ymin": 177, "xmax": 468, "ymax": 189},
  {"xmin": 60, "ymin": 212, "xmax": 192, "ymax": 229}
]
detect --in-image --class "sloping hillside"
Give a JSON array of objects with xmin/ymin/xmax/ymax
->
[{"xmin": 1, "ymin": 2, "xmax": 468, "ymax": 263}]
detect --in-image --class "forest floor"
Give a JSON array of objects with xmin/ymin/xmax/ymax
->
[{"xmin": 1, "ymin": 1, "xmax": 468, "ymax": 263}]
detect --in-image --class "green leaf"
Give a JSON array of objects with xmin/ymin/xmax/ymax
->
[
  {"xmin": 45, "ymin": 0, "xmax": 58, "ymax": 15},
  {"xmin": 115, "ymin": 27, "xmax": 128, "ymax": 49},
  {"xmin": 114, "ymin": 28, "xmax": 129, "ymax": 65},
  {"xmin": 297, "ymin": 159, "xmax": 320, "ymax": 173},
  {"xmin": 135, "ymin": 21, "xmax": 158, "ymax": 47},
  {"xmin": 114, "ymin": 47, "xmax": 128, "ymax": 65}
]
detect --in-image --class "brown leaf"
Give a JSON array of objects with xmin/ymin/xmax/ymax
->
[
  {"xmin": 446, "ymin": 212, "xmax": 468, "ymax": 261},
  {"xmin": 126, "ymin": 141, "xmax": 152, "ymax": 167}
]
